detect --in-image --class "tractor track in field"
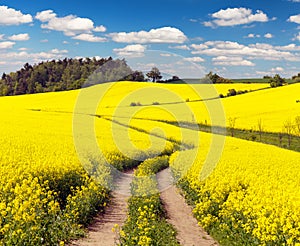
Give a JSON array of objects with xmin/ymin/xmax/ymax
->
[
  {"xmin": 71, "ymin": 167, "xmax": 218, "ymax": 246},
  {"xmin": 70, "ymin": 170, "xmax": 134, "ymax": 246},
  {"xmin": 157, "ymin": 168, "xmax": 218, "ymax": 246},
  {"xmin": 63, "ymin": 111, "xmax": 218, "ymax": 245}
]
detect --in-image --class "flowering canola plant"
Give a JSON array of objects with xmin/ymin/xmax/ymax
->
[
  {"xmin": 1, "ymin": 81, "xmax": 299, "ymax": 244},
  {"xmin": 0, "ymin": 94, "xmax": 111, "ymax": 244},
  {"xmin": 170, "ymin": 132, "xmax": 300, "ymax": 245},
  {"xmin": 0, "ymin": 86, "xmax": 179, "ymax": 244},
  {"xmin": 0, "ymin": 82, "xmax": 193, "ymax": 244}
]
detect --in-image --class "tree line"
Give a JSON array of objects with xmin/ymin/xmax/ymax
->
[
  {"xmin": 0, "ymin": 57, "xmax": 115, "ymax": 96},
  {"xmin": 0, "ymin": 58, "xmax": 181, "ymax": 96},
  {"xmin": 0, "ymin": 57, "xmax": 158, "ymax": 96},
  {"xmin": 2, "ymin": 58, "xmax": 299, "ymax": 97}
]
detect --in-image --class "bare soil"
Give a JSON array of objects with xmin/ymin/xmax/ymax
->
[
  {"xmin": 71, "ymin": 168, "xmax": 218, "ymax": 246},
  {"xmin": 157, "ymin": 168, "xmax": 218, "ymax": 246},
  {"xmin": 70, "ymin": 171, "xmax": 133, "ymax": 246}
]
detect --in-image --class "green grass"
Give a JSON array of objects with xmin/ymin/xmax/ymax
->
[
  {"xmin": 149, "ymin": 119, "xmax": 300, "ymax": 153},
  {"xmin": 231, "ymin": 78, "xmax": 270, "ymax": 83},
  {"xmin": 157, "ymin": 77, "xmax": 298, "ymax": 85},
  {"xmin": 232, "ymin": 78, "xmax": 296, "ymax": 84}
]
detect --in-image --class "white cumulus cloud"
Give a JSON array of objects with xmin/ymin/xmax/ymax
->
[
  {"xmin": 0, "ymin": 48, "xmax": 72, "ymax": 75},
  {"xmin": 18, "ymin": 47, "xmax": 28, "ymax": 51},
  {"xmin": 246, "ymin": 33, "xmax": 260, "ymax": 38},
  {"xmin": 41, "ymin": 15, "xmax": 94, "ymax": 36},
  {"xmin": 0, "ymin": 48, "xmax": 71, "ymax": 74},
  {"xmin": 113, "ymin": 44, "xmax": 146, "ymax": 58},
  {"xmin": 0, "ymin": 49, "xmax": 69, "ymax": 67},
  {"xmin": 264, "ymin": 33, "xmax": 273, "ymax": 38},
  {"xmin": 109, "ymin": 27, "xmax": 187, "ymax": 44},
  {"xmin": 204, "ymin": 7, "xmax": 269, "ymax": 27},
  {"xmin": 72, "ymin": 33, "xmax": 107, "ymax": 42},
  {"xmin": 0, "ymin": 6, "xmax": 32, "ymax": 25},
  {"xmin": 212, "ymin": 56, "xmax": 255, "ymax": 66},
  {"xmin": 271, "ymin": 67, "xmax": 284, "ymax": 72},
  {"xmin": 35, "ymin": 10, "xmax": 107, "ymax": 37},
  {"xmin": 35, "ymin": 10, "xmax": 57, "ymax": 22},
  {"xmin": 8, "ymin": 33, "xmax": 30, "ymax": 41},
  {"xmin": 276, "ymin": 43, "xmax": 300, "ymax": 50},
  {"xmin": 94, "ymin": 25, "xmax": 106, "ymax": 32},
  {"xmin": 191, "ymin": 40, "xmax": 300, "ymax": 61},
  {"xmin": 0, "ymin": 41, "xmax": 15, "ymax": 49},
  {"xmin": 288, "ymin": 14, "xmax": 300, "ymax": 24},
  {"xmin": 169, "ymin": 45, "xmax": 190, "ymax": 50},
  {"xmin": 50, "ymin": 48, "xmax": 68, "ymax": 54},
  {"xmin": 183, "ymin": 57, "xmax": 205, "ymax": 63}
]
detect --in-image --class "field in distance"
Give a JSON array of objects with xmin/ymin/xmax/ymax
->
[{"xmin": 0, "ymin": 81, "xmax": 300, "ymax": 245}]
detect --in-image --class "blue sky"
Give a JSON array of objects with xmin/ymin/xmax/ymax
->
[{"xmin": 0, "ymin": 0, "xmax": 300, "ymax": 78}]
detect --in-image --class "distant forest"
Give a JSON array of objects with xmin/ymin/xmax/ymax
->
[
  {"xmin": 2, "ymin": 57, "xmax": 298, "ymax": 97},
  {"xmin": 0, "ymin": 57, "xmax": 145, "ymax": 96}
]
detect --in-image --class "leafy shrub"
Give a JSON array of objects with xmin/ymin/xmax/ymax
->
[
  {"xmin": 227, "ymin": 89, "xmax": 237, "ymax": 97},
  {"xmin": 130, "ymin": 102, "xmax": 142, "ymax": 106}
]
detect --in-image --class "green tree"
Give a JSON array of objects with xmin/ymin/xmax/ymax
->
[
  {"xmin": 283, "ymin": 118, "xmax": 294, "ymax": 148},
  {"xmin": 295, "ymin": 116, "xmax": 300, "ymax": 137},
  {"xmin": 206, "ymin": 71, "xmax": 220, "ymax": 84},
  {"xmin": 269, "ymin": 74, "xmax": 285, "ymax": 88},
  {"xmin": 257, "ymin": 118, "xmax": 264, "ymax": 141},
  {"xmin": 0, "ymin": 57, "xmax": 117, "ymax": 96},
  {"xmin": 146, "ymin": 67, "xmax": 162, "ymax": 82},
  {"xmin": 227, "ymin": 89, "xmax": 237, "ymax": 97},
  {"xmin": 124, "ymin": 71, "xmax": 145, "ymax": 81},
  {"xmin": 206, "ymin": 71, "xmax": 232, "ymax": 84},
  {"xmin": 228, "ymin": 117, "xmax": 237, "ymax": 137},
  {"xmin": 292, "ymin": 73, "xmax": 300, "ymax": 82}
]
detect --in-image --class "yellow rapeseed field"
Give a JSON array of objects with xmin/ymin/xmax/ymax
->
[
  {"xmin": 170, "ymin": 132, "xmax": 300, "ymax": 245},
  {"xmin": 0, "ymin": 81, "xmax": 299, "ymax": 244},
  {"xmin": 221, "ymin": 83, "xmax": 300, "ymax": 132},
  {"xmin": 0, "ymin": 85, "xmax": 177, "ymax": 244},
  {"xmin": 90, "ymin": 82, "xmax": 299, "ymax": 133}
]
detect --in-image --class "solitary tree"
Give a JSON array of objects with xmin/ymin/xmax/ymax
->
[
  {"xmin": 146, "ymin": 67, "xmax": 162, "ymax": 82},
  {"xmin": 228, "ymin": 117, "xmax": 237, "ymax": 137},
  {"xmin": 283, "ymin": 118, "xmax": 294, "ymax": 148},
  {"xmin": 206, "ymin": 71, "xmax": 220, "ymax": 84},
  {"xmin": 172, "ymin": 75, "xmax": 180, "ymax": 81},
  {"xmin": 257, "ymin": 118, "xmax": 264, "ymax": 141},
  {"xmin": 205, "ymin": 71, "xmax": 232, "ymax": 83},
  {"xmin": 292, "ymin": 73, "xmax": 300, "ymax": 82},
  {"xmin": 295, "ymin": 116, "xmax": 300, "ymax": 136},
  {"xmin": 269, "ymin": 74, "xmax": 285, "ymax": 88}
]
